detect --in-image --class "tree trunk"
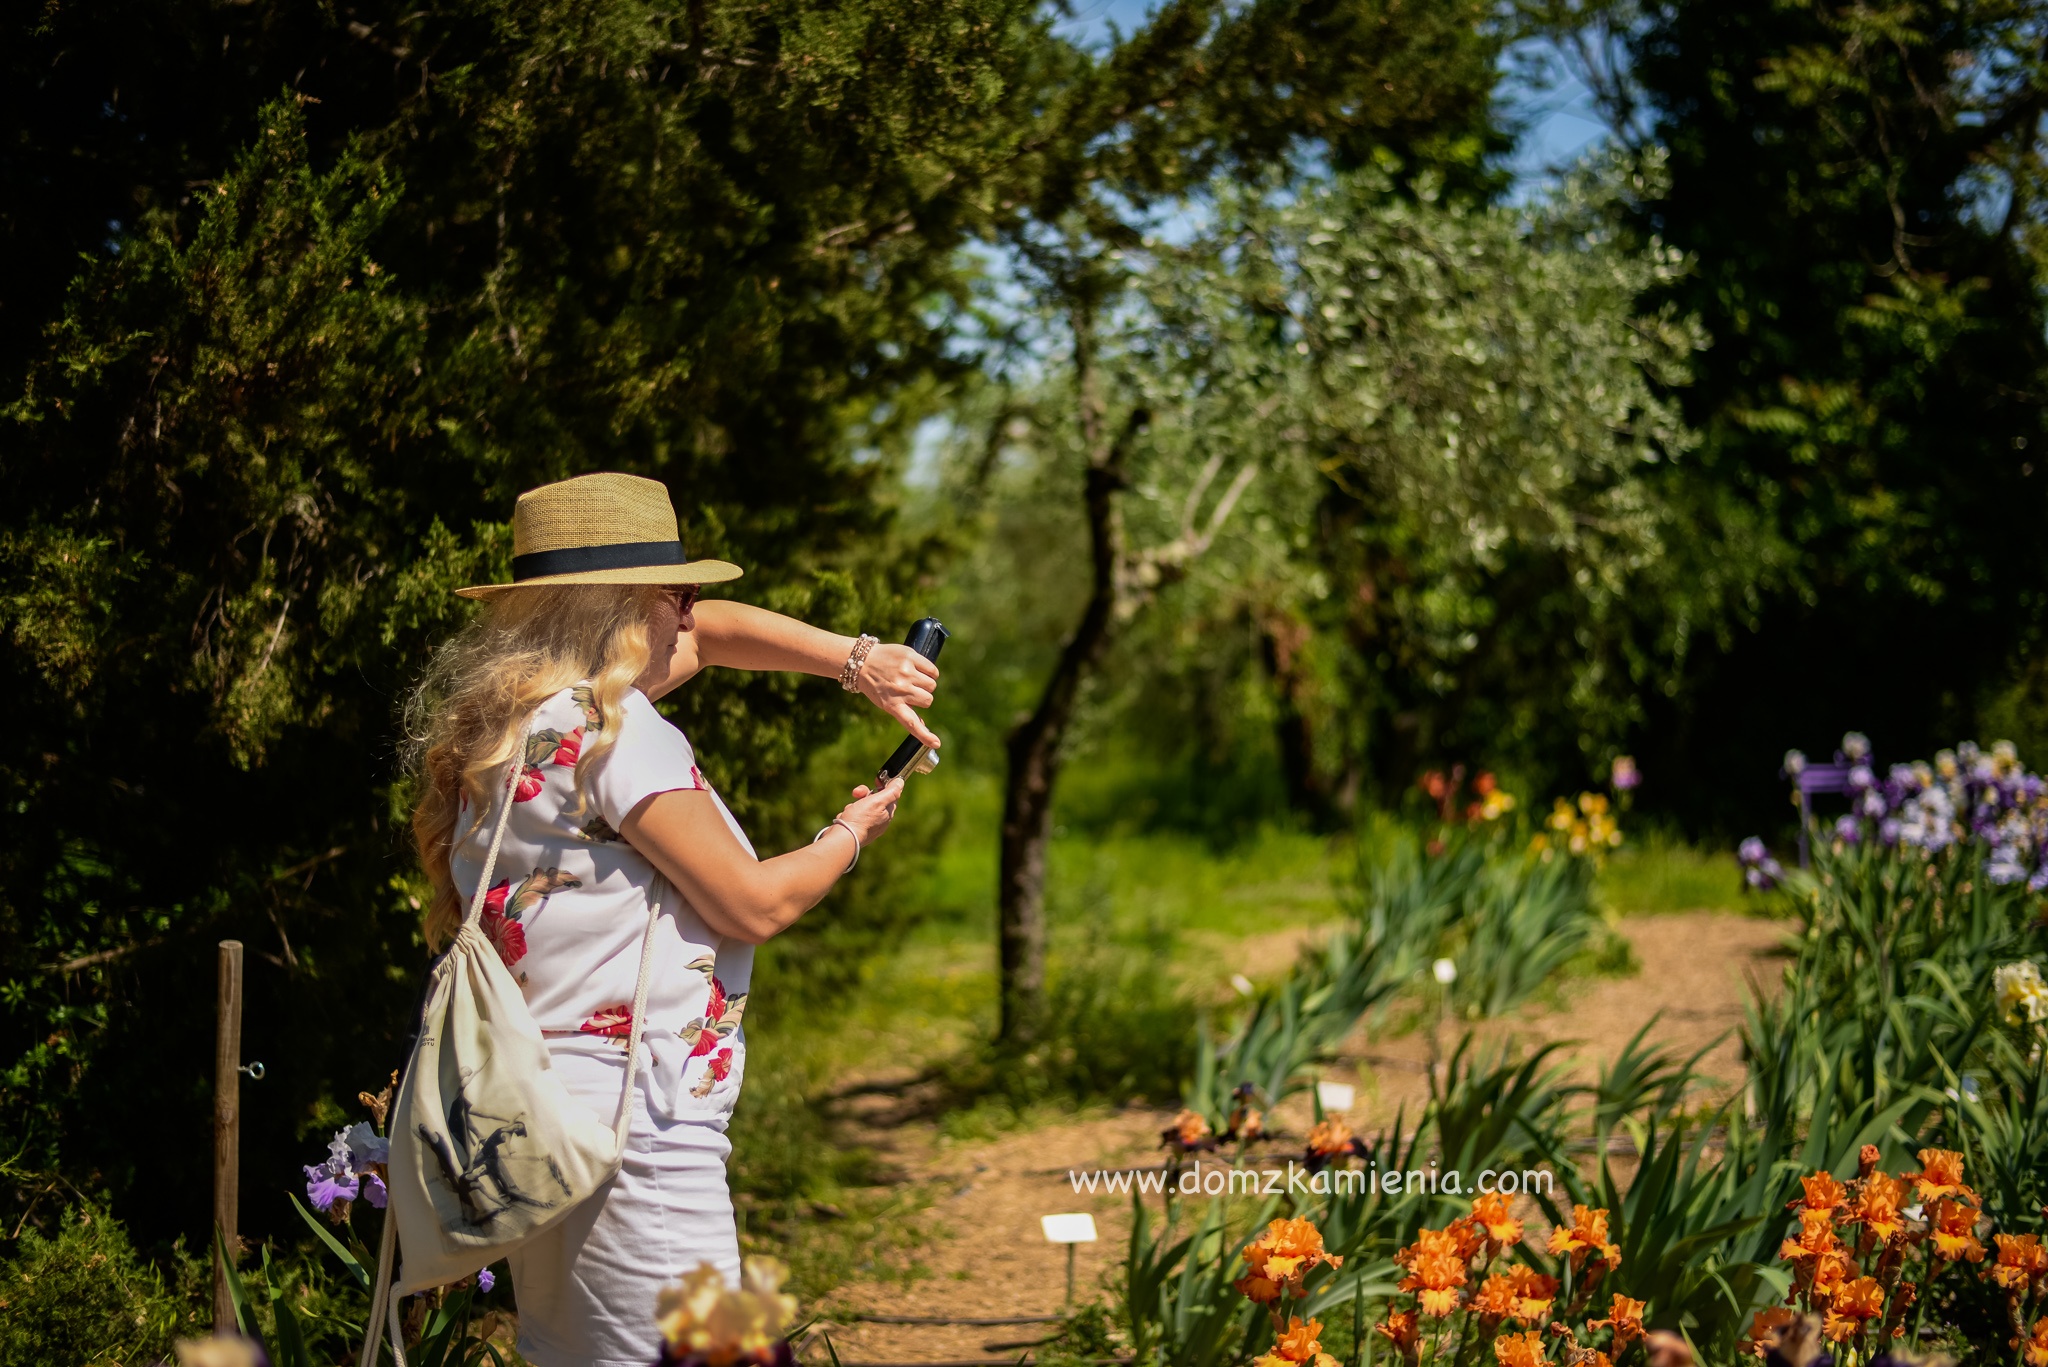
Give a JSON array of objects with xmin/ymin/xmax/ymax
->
[
  {"xmin": 996, "ymin": 299, "xmax": 1135, "ymax": 1043},
  {"xmin": 1258, "ymin": 611, "xmax": 1334, "ymax": 827},
  {"xmin": 997, "ymin": 572, "xmax": 1114, "ymax": 1041}
]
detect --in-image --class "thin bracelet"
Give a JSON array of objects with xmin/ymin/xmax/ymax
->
[
  {"xmin": 812, "ymin": 818, "xmax": 860, "ymax": 872},
  {"xmin": 839, "ymin": 633, "xmax": 880, "ymax": 691}
]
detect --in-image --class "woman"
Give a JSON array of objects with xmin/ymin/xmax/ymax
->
[{"xmin": 407, "ymin": 472, "xmax": 934, "ymax": 1367}]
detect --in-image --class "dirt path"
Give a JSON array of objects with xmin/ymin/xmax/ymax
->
[{"xmin": 804, "ymin": 910, "xmax": 1787, "ymax": 1362}]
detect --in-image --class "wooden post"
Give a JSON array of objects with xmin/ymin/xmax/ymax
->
[{"xmin": 213, "ymin": 940, "xmax": 244, "ymax": 1334}]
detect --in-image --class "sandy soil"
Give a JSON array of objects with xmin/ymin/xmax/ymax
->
[{"xmin": 801, "ymin": 910, "xmax": 1789, "ymax": 1364}]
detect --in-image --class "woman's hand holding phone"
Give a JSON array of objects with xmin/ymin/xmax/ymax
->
[
  {"xmin": 836, "ymin": 775, "xmax": 907, "ymax": 848},
  {"xmin": 856, "ymin": 645, "xmax": 941, "ymax": 747}
]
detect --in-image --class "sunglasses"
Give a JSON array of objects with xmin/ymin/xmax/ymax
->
[{"xmin": 660, "ymin": 586, "xmax": 702, "ymax": 614}]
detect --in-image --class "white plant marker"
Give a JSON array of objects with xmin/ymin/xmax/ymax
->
[{"xmin": 1042, "ymin": 1213, "xmax": 1099, "ymax": 1308}]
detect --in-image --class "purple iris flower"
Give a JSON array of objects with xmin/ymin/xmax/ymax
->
[
  {"xmin": 305, "ymin": 1164, "xmax": 360, "ymax": 1213},
  {"xmin": 1738, "ymin": 837, "xmax": 1768, "ymax": 866},
  {"xmin": 345, "ymin": 1122, "xmax": 391, "ymax": 1169},
  {"xmin": 2030, "ymin": 867, "xmax": 2048, "ymax": 893},
  {"xmin": 1842, "ymin": 732, "xmax": 1871, "ymax": 762},
  {"xmin": 1835, "ymin": 815, "xmax": 1862, "ymax": 845},
  {"xmin": 1989, "ymin": 848, "xmax": 2029, "ymax": 885},
  {"xmin": 478, "ymin": 1268, "xmax": 496, "ymax": 1294},
  {"xmin": 1861, "ymin": 790, "xmax": 1887, "ymax": 819},
  {"xmin": 363, "ymin": 1171, "xmax": 388, "ymax": 1209},
  {"xmin": 1847, "ymin": 764, "xmax": 1875, "ymax": 792},
  {"xmin": 1880, "ymin": 818, "xmax": 1903, "ymax": 845}
]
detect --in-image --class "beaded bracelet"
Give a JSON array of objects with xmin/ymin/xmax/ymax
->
[{"xmin": 839, "ymin": 633, "xmax": 880, "ymax": 691}]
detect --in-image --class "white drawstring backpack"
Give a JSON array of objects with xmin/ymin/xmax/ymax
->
[{"xmin": 359, "ymin": 727, "xmax": 658, "ymax": 1367}]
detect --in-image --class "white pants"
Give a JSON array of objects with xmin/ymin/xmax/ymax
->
[{"xmin": 511, "ymin": 1034, "xmax": 746, "ymax": 1367}]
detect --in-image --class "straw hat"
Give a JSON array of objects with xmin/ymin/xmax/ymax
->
[{"xmin": 455, "ymin": 472, "xmax": 743, "ymax": 599}]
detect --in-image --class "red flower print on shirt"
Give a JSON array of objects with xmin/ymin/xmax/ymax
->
[
  {"xmin": 481, "ymin": 907, "xmax": 528, "ymax": 968},
  {"xmin": 552, "ymin": 727, "xmax": 583, "ymax": 767},
  {"xmin": 572, "ymin": 683, "xmax": 602, "ymax": 732},
  {"xmin": 689, "ymin": 976, "xmax": 729, "ymax": 1058},
  {"xmin": 690, "ymin": 1046, "xmax": 735, "ymax": 1098},
  {"xmin": 680, "ymin": 960, "xmax": 747, "ymax": 1060},
  {"xmin": 690, "ymin": 764, "xmax": 708, "ymax": 790},
  {"xmin": 476, "ymin": 868, "xmax": 580, "ymax": 975},
  {"xmin": 512, "ymin": 728, "xmax": 579, "ymax": 801},
  {"xmin": 579, "ymin": 1004, "xmax": 634, "ymax": 1044}
]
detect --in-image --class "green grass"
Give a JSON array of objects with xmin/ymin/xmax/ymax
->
[
  {"xmin": 1595, "ymin": 828, "xmax": 1748, "ymax": 915},
  {"xmin": 914, "ymin": 769, "xmax": 1346, "ymax": 941}
]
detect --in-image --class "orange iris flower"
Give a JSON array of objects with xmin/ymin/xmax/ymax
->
[
  {"xmin": 1398, "ymin": 1249, "xmax": 1468, "ymax": 1317},
  {"xmin": 1505, "ymin": 1266, "xmax": 1558, "ymax": 1324},
  {"xmin": 1493, "ymin": 1330, "xmax": 1551, "ymax": 1367},
  {"xmin": 1930, "ymin": 1199, "xmax": 1986, "ymax": 1263},
  {"xmin": 1234, "ymin": 1272, "xmax": 1283, "ymax": 1304},
  {"xmin": 1471, "ymin": 1274, "xmax": 1518, "ymax": 1320},
  {"xmin": 1995, "ymin": 1233, "xmax": 2048, "ymax": 1291},
  {"xmin": 1444, "ymin": 1215, "xmax": 1488, "ymax": 1262},
  {"xmin": 1589, "ymin": 1293, "xmax": 1647, "ymax": 1349},
  {"xmin": 1546, "ymin": 1205, "xmax": 1622, "ymax": 1270},
  {"xmin": 1909, "ymin": 1148, "xmax": 1982, "ymax": 1207},
  {"xmin": 1376, "ymin": 1310, "xmax": 1421, "ymax": 1353},
  {"xmin": 1811, "ymin": 1248, "xmax": 1854, "ymax": 1302},
  {"xmin": 1242, "ymin": 1216, "xmax": 1344, "ymax": 1293},
  {"xmin": 1305, "ymin": 1118, "xmax": 1353, "ymax": 1156},
  {"xmin": 1821, "ymin": 1276, "xmax": 1884, "ymax": 1343},
  {"xmin": 1794, "ymin": 1171, "xmax": 1848, "ymax": 1211},
  {"xmin": 1842, "ymin": 1171, "xmax": 1906, "ymax": 1245},
  {"xmin": 1742, "ymin": 1307, "xmax": 1799, "ymax": 1356},
  {"xmin": 2025, "ymin": 1317, "xmax": 2048, "ymax": 1367},
  {"xmin": 1472, "ymin": 1192, "xmax": 1525, "ymax": 1252},
  {"xmin": 1253, "ymin": 1316, "xmax": 1339, "ymax": 1367},
  {"xmin": 1167, "ymin": 1110, "xmax": 1213, "ymax": 1148},
  {"xmin": 1779, "ymin": 1208, "xmax": 1842, "ymax": 1263}
]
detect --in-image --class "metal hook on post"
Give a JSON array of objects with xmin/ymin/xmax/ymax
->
[{"xmin": 239, "ymin": 1061, "xmax": 266, "ymax": 1081}]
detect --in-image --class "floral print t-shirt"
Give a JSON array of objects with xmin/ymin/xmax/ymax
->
[{"xmin": 448, "ymin": 684, "xmax": 752, "ymax": 1104}]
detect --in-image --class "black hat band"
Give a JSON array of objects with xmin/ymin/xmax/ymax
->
[{"xmin": 511, "ymin": 539, "xmax": 688, "ymax": 581}]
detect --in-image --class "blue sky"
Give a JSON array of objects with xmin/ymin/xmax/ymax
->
[{"xmin": 1052, "ymin": 0, "xmax": 1613, "ymax": 194}]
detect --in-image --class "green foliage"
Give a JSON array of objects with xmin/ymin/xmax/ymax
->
[
  {"xmin": 1349, "ymin": 829, "xmax": 1610, "ymax": 1024},
  {"xmin": 1570, "ymin": 0, "xmax": 2048, "ymax": 828},
  {"xmin": 934, "ymin": 151, "xmax": 1708, "ymax": 827},
  {"xmin": 0, "ymin": 1205, "xmax": 201, "ymax": 1367},
  {"xmin": 981, "ymin": 951, "xmax": 1202, "ymax": 1107}
]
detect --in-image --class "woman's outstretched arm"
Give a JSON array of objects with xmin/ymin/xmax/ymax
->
[
  {"xmin": 620, "ymin": 776, "xmax": 906, "ymax": 944},
  {"xmin": 650, "ymin": 600, "xmax": 940, "ymax": 745}
]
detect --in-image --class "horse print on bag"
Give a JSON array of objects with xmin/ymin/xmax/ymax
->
[{"xmin": 421, "ymin": 1093, "xmax": 573, "ymax": 1228}]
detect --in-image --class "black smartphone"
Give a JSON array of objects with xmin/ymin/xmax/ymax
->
[{"xmin": 877, "ymin": 618, "xmax": 949, "ymax": 785}]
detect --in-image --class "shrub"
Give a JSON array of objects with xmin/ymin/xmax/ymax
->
[{"xmin": 0, "ymin": 1204, "xmax": 199, "ymax": 1367}]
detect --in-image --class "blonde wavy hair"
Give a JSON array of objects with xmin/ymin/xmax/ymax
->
[{"xmin": 407, "ymin": 583, "xmax": 671, "ymax": 950}]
